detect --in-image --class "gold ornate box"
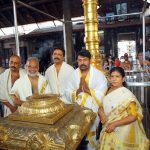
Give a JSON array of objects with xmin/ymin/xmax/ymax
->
[
  {"xmin": 9, "ymin": 94, "xmax": 73, "ymax": 125},
  {"xmin": 0, "ymin": 94, "xmax": 96, "ymax": 150}
]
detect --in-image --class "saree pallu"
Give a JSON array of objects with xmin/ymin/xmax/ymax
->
[{"xmin": 98, "ymin": 87, "xmax": 149, "ymax": 150}]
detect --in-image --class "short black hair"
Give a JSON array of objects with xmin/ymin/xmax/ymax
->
[
  {"xmin": 77, "ymin": 50, "xmax": 91, "ymax": 59},
  {"xmin": 52, "ymin": 47, "xmax": 65, "ymax": 57}
]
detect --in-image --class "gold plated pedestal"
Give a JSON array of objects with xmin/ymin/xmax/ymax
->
[{"xmin": 0, "ymin": 94, "xmax": 96, "ymax": 150}]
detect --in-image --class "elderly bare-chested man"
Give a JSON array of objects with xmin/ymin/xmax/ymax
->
[{"xmin": 10, "ymin": 57, "xmax": 51, "ymax": 106}]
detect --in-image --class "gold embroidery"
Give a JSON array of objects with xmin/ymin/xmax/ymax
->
[
  {"xmin": 71, "ymin": 91, "xmax": 76, "ymax": 103},
  {"xmin": 40, "ymin": 80, "xmax": 48, "ymax": 94},
  {"xmin": 77, "ymin": 95, "xmax": 82, "ymax": 100},
  {"xmin": 87, "ymin": 131, "xmax": 97, "ymax": 149},
  {"xmin": 91, "ymin": 90, "xmax": 102, "ymax": 107},
  {"xmin": 125, "ymin": 124, "xmax": 136, "ymax": 144},
  {"xmin": 107, "ymin": 97, "xmax": 143, "ymax": 124},
  {"xmin": 81, "ymin": 93, "xmax": 89, "ymax": 107},
  {"xmin": 127, "ymin": 102, "xmax": 138, "ymax": 117}
]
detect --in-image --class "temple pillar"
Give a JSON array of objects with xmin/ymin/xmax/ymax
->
[
  {"xmin": 82, "ymin": 0, "xmax": 102, "ymax": 70},
  {"xmin": 63, "ymin": 0, "xmax": 74, "ymax": 65}
]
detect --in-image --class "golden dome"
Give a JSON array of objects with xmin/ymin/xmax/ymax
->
[
  {"xmin": 18, "ymin": 94, "xmax": 65, "ymax": 116},
  {"xmin": 9, "ymin": 94, "xmax": 73, "ymax": 124}
]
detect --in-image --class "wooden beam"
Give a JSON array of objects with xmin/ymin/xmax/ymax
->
[
  {"xmin": 17, "ymin": 0, "xmax": 64, "ymax": 23},
  {"xmin": 17, "ymin": 10, "xmax": 28, "ymax": 25},
  {"xmin": 26, "ymin": 12, "xmax": 37, "ymax": 23},
  {"xmin": 49, "ymin": 2, "xmax": 60, "ymax": 18},
  {"xmin": 28, "ymin": 0, "xmax": 55, "ymax": 6},
  {"xmin": 0, "ymin": 0, "xmax": 56, "ymax": 12},
  {"xmin": 0, "ymin": 21, "xmax": 6, "ymax": 28},
  {"xmin": 0, "ymin": 14, "xmax": 13, "ymax": 26},
  {"xmin": 99, "ymin": 19, "xmax": 150, "ymax": 29}
]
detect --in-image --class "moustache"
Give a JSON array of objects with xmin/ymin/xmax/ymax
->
[
  {"xmin": 80, "ymin": 64, "xmax": 87, "ymax": 68},
  {"xmin": 54, "ymin": 58, "xmax": 60, "ymax": 60},
  {"xmin": 10, "ymin": 66, "xmax": 16, "ymax": 69}
]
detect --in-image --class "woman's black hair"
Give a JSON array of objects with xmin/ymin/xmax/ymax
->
[{"xmin": 110, "ymin": 67, "xmax": 127, "ymax": 87}]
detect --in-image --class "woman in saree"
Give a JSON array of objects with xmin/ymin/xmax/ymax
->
[{"xmin": 98, "ymin": 67, "xmax": 149, "ymax": 150}]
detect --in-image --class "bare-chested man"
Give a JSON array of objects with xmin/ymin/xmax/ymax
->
[
  {"xmin": 0, "ymin": 55, "xmax": 26, "ymax": 117},
  {"xmin": 10, "ymin": 57, "xmax": 51, "ymax": 106}
]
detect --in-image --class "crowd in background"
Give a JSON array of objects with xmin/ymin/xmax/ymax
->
[{"xmin": 102, "ymin": 51, "xmax": 150, "ymax": 73}]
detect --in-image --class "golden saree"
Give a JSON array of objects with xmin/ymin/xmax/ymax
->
[{"xmin": 98, "ymin": 87, "xmax": 149, "ymax": 150}]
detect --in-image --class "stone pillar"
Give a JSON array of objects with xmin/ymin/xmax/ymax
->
[
  {"xmin": 63, "ymin": 0, "xmax": 74, "ymax": 65},
  {"xmin": 82, "ymin": 0, "xmax": 102, "ymax": 70}
]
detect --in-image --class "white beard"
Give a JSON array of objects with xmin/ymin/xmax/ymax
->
[{"xmin": 27, "ymin": 71, "xmax": 39, "ymax": 77}]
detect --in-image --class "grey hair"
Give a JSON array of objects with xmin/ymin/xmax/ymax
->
[{"xmin": 26, "ymin": 57, "xmax": 39, "ymax": 66}]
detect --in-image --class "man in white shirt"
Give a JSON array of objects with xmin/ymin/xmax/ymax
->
[
  {"xmin": 0, "ymin": 55, "xmax": 26, "ymax": 117},
  {"xmin": 45, "ymin": 47, "xmax": 74, "ymax": 103},
  {"xmin": 65, "ymin": 50, "xmax": 108, "ymax": 150},
  {"xmin": 10, "ymin": 57, "xmax": 51, "ymax": 106}
]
